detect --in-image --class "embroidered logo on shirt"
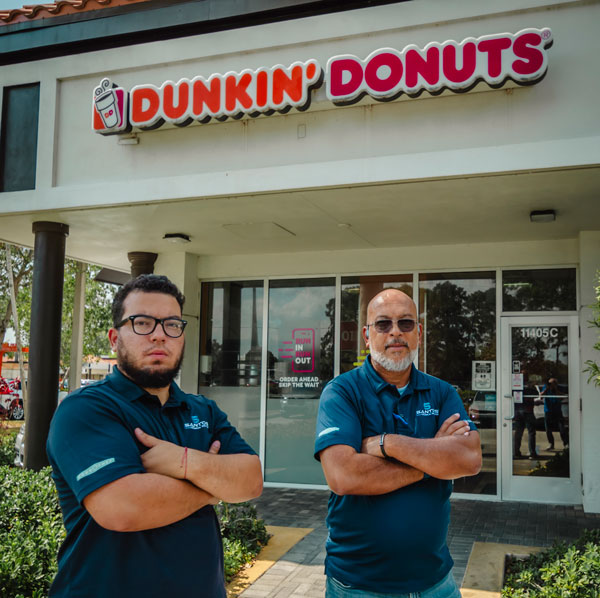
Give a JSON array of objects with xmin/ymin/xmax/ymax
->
[
  {"xmin": 184, "ymin": 415, "xmax": 209, "ymax": 430},
  {"xmin": 76, "ymin": 457, "xmax": 116, "ymax": 481},
  {"xmin": 318, "ymin": 426, "xmax": 340, "ymax": 437},
  {"xmin": 416, "ymin": 402, "xmax": 439, "ymax": 417}
]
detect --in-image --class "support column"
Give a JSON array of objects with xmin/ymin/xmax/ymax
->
[
  {"xmin": 25, "ymin": 221, "xmax": 69, "ymax": 470},
  {"xmin": 69, "ymin": 262, "xmax": 86, "ymax": 392},
  {"xmin": 154, "ymin": 252, "xmax": 200, "ymax": 393},
  {"xmin": 127, "ymin": 251, "xmax": 157, "ymax": 278}
]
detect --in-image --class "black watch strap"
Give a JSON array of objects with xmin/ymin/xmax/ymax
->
[{"xmin": 380, "ymin": 432, "xmax": 390, "ymax": 459}]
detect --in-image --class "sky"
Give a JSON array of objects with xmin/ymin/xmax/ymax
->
[{"xmin": 0, "ymin": 0, "xmax": 25, "ymax": 9}]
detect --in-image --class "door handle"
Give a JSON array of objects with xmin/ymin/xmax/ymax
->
[{"xmin": 504, "ymin": 394, "xmax": 515, "ymax": 420}]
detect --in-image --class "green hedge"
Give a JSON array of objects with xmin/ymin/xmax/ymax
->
[
  {"xmin": 0, "ymin": 460, "xmax": 269, "ymax": 597},
  {"xmin": 502, "ymin": 529, "xmax": 600, "ymax": 598},
  {"xmin": 216, "ymin": 501, "xmax": 271, "ymax": 581},
  {"xmin": 0, "ymin": 428, "xmax": 17, "ymax": 467},
  {"xmin": 0, "ymin": 466, "xmax": 63, "ymax": 598}
]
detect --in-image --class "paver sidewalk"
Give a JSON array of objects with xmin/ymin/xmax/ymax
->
[{"xmin": 241, "ymin": 488, "xmax": 600, "ymax": 598}]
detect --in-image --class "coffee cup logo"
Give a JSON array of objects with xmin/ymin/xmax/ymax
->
[{"xmin": 92, "ymin": 78, "xmax": 130, "ymax": 135}]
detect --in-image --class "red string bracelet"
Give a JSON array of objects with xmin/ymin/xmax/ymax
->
[{"xmin": 181, "ymin": 446, "xmax": 188, "ymax": 479}]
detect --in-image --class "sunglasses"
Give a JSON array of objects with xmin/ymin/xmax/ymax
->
[{"xmin": 367, "ymin": 319, "xmax": 417, "ymax": 334}]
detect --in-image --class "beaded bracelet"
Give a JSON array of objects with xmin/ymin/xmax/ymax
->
[{"xmin": 181, "ymin": 446, "xmax": 188, "ymax": 479}]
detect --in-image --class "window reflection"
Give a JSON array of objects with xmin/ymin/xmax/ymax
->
[
  {"xmin": 419, "ymin": 272, "xmax": 496, "ymax": 495},
  {"xmin": 265, "ymin": 278, "xmax": 335, "ymax": 484},
  {"xmin": 510, "ymin": 325, "xmax": 569, "ymax": 477},
  {"xmin": 199, "ymin": 281, "xmax": 263, "ymax": 452},
  {"xmin": 503, "ymin": 268, "xmax": 576, "ymax": 312},
  {"xmin": 340, "ymin": 275, "xmax": 413, "ymax": 374}
]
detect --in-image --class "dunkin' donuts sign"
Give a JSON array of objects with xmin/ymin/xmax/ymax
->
[{"xmin": 93, "ymin": 28, "xmax": 552, "ymax": 135}]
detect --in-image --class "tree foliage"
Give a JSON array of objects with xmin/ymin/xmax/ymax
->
[
  {"xmin": 583, "ymin": 271, "xmax": 600, "ymax": 387},
  {"xmin": 1, "ymin": 242, "xmax": 115, "ymax": 372},
  {"xmin": 0, "ymin": 243, "xmax": 34, "ymax": 348},
  {"xmin": 17, "ymin": 260, "xmax": 114, "ymax": 370},
  {"xmin": 422, "ymin": 281, "xmax": 496, "ymax": 390}
]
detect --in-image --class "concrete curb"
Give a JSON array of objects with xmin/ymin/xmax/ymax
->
[{"xmin": 461, "ymin": 542, "xmax": 544, "ymax": 598}]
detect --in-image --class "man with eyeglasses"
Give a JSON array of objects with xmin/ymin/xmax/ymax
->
[
  {"xmin": 315, "ymin": 289, "xmax": 482, "ymax": 598},
  {"xmin": 47, "ymin": 274, "xmax": 262, "ymax": 598}
]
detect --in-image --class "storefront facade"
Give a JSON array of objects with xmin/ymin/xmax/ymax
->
[{"xmin": 1, "ymin": 0, "xmax": 599, "ymax": 509}]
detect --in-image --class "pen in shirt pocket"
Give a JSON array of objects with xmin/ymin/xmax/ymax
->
[{"xmin": 393, "ymin": 412, "xmax": 410, "ymax": 426}]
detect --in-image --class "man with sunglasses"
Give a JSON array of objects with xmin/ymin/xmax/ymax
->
[
  {"xmin": 47, "ymin": 274, "xmax": 262, "ymax": 598},
  {"xmin": 315, "ymin": 289, "xmax": 481, "ymax": 598}
]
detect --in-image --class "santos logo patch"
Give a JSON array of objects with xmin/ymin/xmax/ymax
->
[
  {"xmin": 184, "ymin": 415, "xmax": 209, "ymax": 430},
  {"xmin": 416, "ymin": 402, "xmax": 439, "ymax": 417}
]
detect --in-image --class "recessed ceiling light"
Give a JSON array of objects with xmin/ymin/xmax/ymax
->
[
  {"xmin": 163, "ymin": 233, "xmax": 191, "ymax": 243},
  {"xmin": 530, "ymin": 210, "xmax": 556, "ymax": 223}
]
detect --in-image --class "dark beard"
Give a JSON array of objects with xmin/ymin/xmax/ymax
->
[{"xmin": 118, "ymin": 347, "xmax": 184, "ymax": 389}]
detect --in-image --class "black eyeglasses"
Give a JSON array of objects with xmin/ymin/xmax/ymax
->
[
  {"xmin": 367, "ymin": 319, "xmax": 417, "ymax": 334},
  {"xmin": 116, "ymin": 314, "xmax": 187, "ymax": 338}
]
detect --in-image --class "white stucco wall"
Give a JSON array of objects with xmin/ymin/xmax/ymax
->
[
  {"xmin": 579, "ymin": 231, "xmax": 600, "ymax": 513},
  {"xmin": 0, "ymin": 0, "xmax": 599, "ymax": 213}
]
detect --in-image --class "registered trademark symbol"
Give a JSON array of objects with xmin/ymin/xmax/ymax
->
[{"xmin": 542, "ymin": 30, "xmax": 551, "ymax": 40}]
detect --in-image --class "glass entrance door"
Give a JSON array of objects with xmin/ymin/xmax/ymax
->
[
  {"xmin": 264, "ymin": 278, "xmax": 335, "ymax": 485},
  {"xmin": 500, "ymin": 316, "xmax": 581, "ymax": 503}
]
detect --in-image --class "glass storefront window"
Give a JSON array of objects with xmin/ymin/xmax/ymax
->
[
  {"xmin": 340, "ymin": 275, "xmax": 413, "ymax": 374},
  {"xmin": 419, "ymin": 271, "xmax": 496, "ymax": 495},
  {"xmin": 503, "ymin": 268, "xmax": 576, "ymax": 312},
  {"xmin": 199, "ymin": 267, "xmax": 576, "ymax": 493},
  {"xmin": 199, "ymin": 281, "xmax": 263, "ymax": 453},
  {"xmin": 265, "ymin": 278, "xmax": 335, "ymax": 484}
]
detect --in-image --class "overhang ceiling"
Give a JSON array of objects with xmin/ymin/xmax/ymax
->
[{"xmin": 0, "ymin": 166, "xmax": 598, "ymax": 272}]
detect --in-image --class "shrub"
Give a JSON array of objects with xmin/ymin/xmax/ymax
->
[
  {"xmin": 0, "ymin": 466, "xmax": 64, "ymax": 598},
  {"xmin": 0, "ymin": 429, "xmax": 17, "ymax": 466},
  {"xmin": 0, "ymin": 464, "xmax": 270, "ymax": 596},
  {"xmin": 502, "ymin": 529, "xmax": 600, "ymax": 598},
  {"xmin": 216, "ymin": 501, "xmax": 271, "ymax": 582}
]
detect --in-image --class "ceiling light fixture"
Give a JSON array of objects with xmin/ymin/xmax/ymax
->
[
  {"xmin": 530, "ymin": 209, "xmax": 556, "ymax": 223},
  {"xmin": 163, "ymin": 233, "xmax": 191, "ymax": 243}
]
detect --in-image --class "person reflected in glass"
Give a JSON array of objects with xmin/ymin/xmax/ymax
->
[
  {"xmin": 540, "ymin": 377, "xmax": 568, "ymax": 451},
  {"xmin": 513, "ymin": 374, "xmax": 538, "ymax": 460}
]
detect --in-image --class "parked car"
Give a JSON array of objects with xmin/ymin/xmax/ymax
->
[
  {"xmin": 468, "ymin": 388, "xmax": 569, "ymax": 432},
  {"xmin": 13, "ymin": 391, "xmax": 67, "ymax": 467},
  {"xmin": 14, "ymin": 423, "xmax": 25, "ymax": 467},
  {"xmin": 468, "ymin": 391, "xmax": 497, "ymax": 428},
  {"xmin": 0, "ymin": 377, "xmax": 24, "ymax": 420}
]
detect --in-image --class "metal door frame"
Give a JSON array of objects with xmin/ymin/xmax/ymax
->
[{"xmin": 500, "ymin": 315, "xmax": 581, "ymax": 504}]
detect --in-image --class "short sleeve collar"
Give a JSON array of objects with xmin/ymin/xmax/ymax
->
[
  {"xmin": 362, "ymin": 356, "xmax": 432, "ymax": 394},
  {"xmin": 106, "ymin": 366, "xmax": 188, "ymax": 409}
]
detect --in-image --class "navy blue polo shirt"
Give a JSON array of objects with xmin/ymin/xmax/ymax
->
[
  {"xmin": 46, "ymin": 367, "xmax": 256, "ymax": 598},
  {"xmin": 314, "ymin": 357, "xmax": 476, "ymax": 594}
]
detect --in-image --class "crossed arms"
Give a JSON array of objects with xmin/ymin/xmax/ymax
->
[
  {"xmin": 84, "ymin": 429, "xmax": 262, "ymax": 532},
  {"xmin": 320, "ymin": 414, "xmax": 482, "ymax": 496}
]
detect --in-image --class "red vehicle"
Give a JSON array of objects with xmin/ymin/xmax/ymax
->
[{"xmin": 0, "ymin": 377, "xmax": 24, "ymax": 420}]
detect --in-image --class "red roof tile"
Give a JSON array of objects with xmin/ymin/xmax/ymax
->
[{"xmin": 0, "ymin": 0, "xmax": 152, "ymax": 25}]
